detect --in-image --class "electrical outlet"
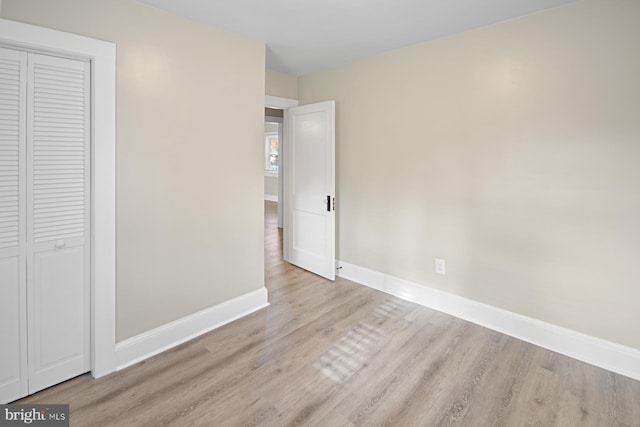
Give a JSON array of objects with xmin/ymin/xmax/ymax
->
[{"xmin": 435, "ymin": 258, "xmax": 446, "ymax": 275}]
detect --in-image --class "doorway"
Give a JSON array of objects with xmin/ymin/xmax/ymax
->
[
  {"xmin": 263, "ymin": 96, "xmax": 298, "ymax": 275},
  {"xmin": 264, "ymin": 95, "xmax": 298, "ymax": 228},
  {"xmin": 262, "ymin": 96, "xmax": 336, "ymax": 282}
]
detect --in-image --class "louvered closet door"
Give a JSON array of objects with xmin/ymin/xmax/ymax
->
[
  {"xmin": 26, "ymin": 53, "xmax": 90, "ymax": 394},
  {"xmin": 0, "ymin": 47, "xmax": 28, "ymax": 404}
]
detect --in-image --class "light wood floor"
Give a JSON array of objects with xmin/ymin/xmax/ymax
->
[{"xmin": 19, "ymin": 201, "xmax": 640, "ymax": 426}]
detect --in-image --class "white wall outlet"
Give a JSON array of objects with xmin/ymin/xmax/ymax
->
[{"xmin": 435, "ymin": 258, "xmax": 446, "ymax": 275}]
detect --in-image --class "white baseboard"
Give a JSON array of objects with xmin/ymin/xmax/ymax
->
[
  {"xmin": 264, "ymin": 195, "xmax": 278, "ymax": 202},
  {"xmin": 337, "ymin": 260, "xmax": 640, "ymax": 381},
  {"xmin": 115, "ymin": 287, "xmax": 269, "ymax": 370}
]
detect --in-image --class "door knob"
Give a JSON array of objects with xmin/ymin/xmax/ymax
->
[{"xmin": 54, "ymin": 240, "xmax": 66, "ymax": 249}]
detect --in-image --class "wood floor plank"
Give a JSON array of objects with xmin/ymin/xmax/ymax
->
[
  {"xmin": 15, "ymin": 201, "xmax": 640, "ymax": 426},
  {"xmin": 458, "ymin": 337, "xmax": 534, "ymax": 426}
]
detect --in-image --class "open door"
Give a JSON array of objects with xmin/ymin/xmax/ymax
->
[{"xmin": 283, "ymin": 101, "xmax": 335, "ymax": 280}]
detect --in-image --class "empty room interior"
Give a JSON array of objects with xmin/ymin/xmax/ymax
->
[{"xmin": 1, "ymin": 0, "xmax": 639, "ymax": 425}]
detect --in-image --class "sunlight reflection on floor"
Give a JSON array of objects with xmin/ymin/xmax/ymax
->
[{"xmin": 313, "ymin": 298, "xmax": 410, "ymax": 384}]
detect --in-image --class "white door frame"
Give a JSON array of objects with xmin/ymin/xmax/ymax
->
[
  {"xmin": 265, "ymin": 96, "xmax": 298, "ymax": 229},
  {"xmin": 0, "ymin": 19, "xmax": 117, "ymax": 378}
]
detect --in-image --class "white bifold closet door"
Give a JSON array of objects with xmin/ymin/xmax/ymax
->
[
  {"xmin": 0, "ymin": 46, "xmax": 90, "ymax": 403},
  {"xmin": 0, "ymin": 46, "xmax": 28, "ymax": 405}
]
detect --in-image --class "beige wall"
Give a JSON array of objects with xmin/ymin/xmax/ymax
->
[
  {"xmin": 266, "ymin": 68, "xmax": 298, "ymax": 99},
  {"xmin": 299, "ymin": 0, "xmax": 640, "ymax": 350},
  {"xmin": 2, "ymin": 0, "xmax": 266, "ymax": 341},
  {"xmin": 264, "ymin": 177, "xmax": 278, "ymax": 198}
]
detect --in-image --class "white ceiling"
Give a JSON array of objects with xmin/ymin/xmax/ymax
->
[{"xmin": 138, "ymin": 0, "xmax": 578, "ymax": 76}]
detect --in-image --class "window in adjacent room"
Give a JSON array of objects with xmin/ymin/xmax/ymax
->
[{"xmin": 264, "ymin": 123, "xmax": 279, "ymax": 176}]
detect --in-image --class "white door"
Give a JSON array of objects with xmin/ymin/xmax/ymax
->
[
  {"xmin": 283, "ymin": 101, "xmax": 335, "ymax": 280},
  {"xmin": 26, "ymin": 53, "xmax": 91, "ymax": 394},
  {"xmin": 0, "ymin": 46, "xmax": 28, "ymax": 404},
  {"xmin": 0, "ymin": 48, "xmax": 90, "ymax": 402}
]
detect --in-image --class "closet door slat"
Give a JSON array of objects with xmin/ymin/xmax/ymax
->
[{"xmin": 0, "ymin": 54, "xmax": 22, "ymax": 251}]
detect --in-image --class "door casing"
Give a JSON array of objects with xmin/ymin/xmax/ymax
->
[{"xmin": 0, "ymin": 18, "xmax": 117, "ymax": 380}]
